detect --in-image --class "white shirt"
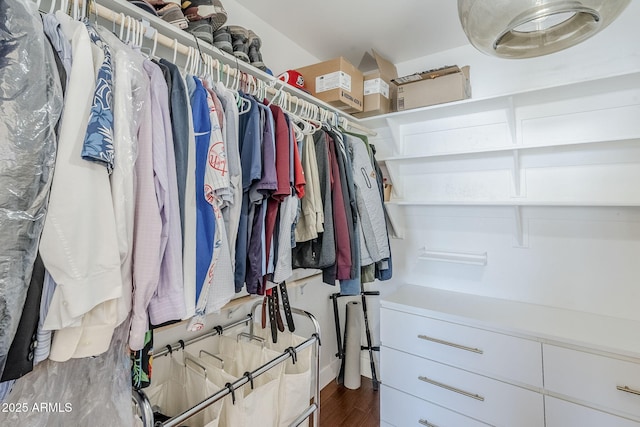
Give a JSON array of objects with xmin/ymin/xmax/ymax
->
[{"xmin": 40, "ymin": 14, "xmax": 123, "ymax": 361}]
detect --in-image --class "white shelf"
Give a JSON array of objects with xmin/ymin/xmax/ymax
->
[
  {"xmin": 367, "ymin": 71, "xmax": 640, "ymax": 241},
  {"xmin": 361, "ymin": 71, "xmax": 640, "ymax": 129},
  {"xmin": 378, "ymin": 137, "xmax": 640, "ymax": 163},
  {"xmin": 386, "ymin": 200, "xmax": 640, "ymax": 207}
]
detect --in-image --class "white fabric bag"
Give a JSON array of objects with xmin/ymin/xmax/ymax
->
[
  {"xmin": 217, "ymin": 335, "xmax": 283, "ymax": 427},
  {"xmin": 184, "ymin": 356, "xmax": 224, "ymax": 427},
  {"xmin": 145, "ymin": 356, "xmax": 189, "ymax": 419},
  {"xmin": 145, "ymin": 354, "xmax": 223, "ymax": 427},
  {"xmin": 253, "ymin": 326, "xmax": 313, "ymax": 427}
]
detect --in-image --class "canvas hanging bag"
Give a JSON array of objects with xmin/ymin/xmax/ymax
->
[{"xmin": 252, "ymin": 325, "xmax": 313, "ymax": 427}]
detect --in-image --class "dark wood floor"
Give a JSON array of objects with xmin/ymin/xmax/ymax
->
[{"xmin": 316, "ymin": 377, "xmax": 380, "ymax": 426}]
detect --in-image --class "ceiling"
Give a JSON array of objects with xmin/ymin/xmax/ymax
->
[{"xmin": 235, "ymin": 0, "xmax": 471, "ymax": 66}]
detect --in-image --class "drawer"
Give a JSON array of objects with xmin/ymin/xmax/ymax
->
[
  {"xmin": 381, "ymin": 384, "xmax": 489, "ymax": 427},
  {"xmin": 381, "ymin": 347, "xmax": 544, "ymax": 427},
  {"xmin": 380, "ymin": 308, "xmax": 543, "ymax": 387},
  {"xmin": 545, "ymin": 396, "xmax": 640, "ymax": 427},
  {"xmin": 544, "ymin": 344, "xmax": 640, "ymax": 419}
]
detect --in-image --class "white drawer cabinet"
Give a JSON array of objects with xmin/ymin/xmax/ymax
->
[
  {"xmin": 381, "ymin": 347, "xmax": 544, "ymax": 427},
  {"xmin": 381, "ymin": 384, "xmax": 489, "ymax": 427},
  {"xmin": 545, "ymin": 396, "xmax": 640, "ymax": 427},
  {"xmin": 381, "ymin": 308, "xmax": 542, "ymax": 387},
  {"xmin": 544, "ymin": 344, "xmax": 640, "ymax": 419},
  {"xmin": 380, "ymin": 285, "xmax": 640, "ymax": 427}
]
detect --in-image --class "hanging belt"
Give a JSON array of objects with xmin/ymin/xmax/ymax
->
[{"xmin": 279, "ymin": 281, "xmax": 295, "ymax": 332}]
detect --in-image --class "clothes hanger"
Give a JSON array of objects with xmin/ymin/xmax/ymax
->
[
  {"xmin": 196, "ymin": 50, "xmax": 204, "ymax": 76},
  {"xmin": 150, "ymin": 28, "xmax": 159, "ymax": 60},
  {"xmin": 236, "ymin": 74, "xmax": 252, "ymax": 115},
  {"xmin": 285, "ymin": 108, "xmax": 306, "ymax": 140},
  {"xmin": 285, "ymin": 93, "xmax": 316, "ymax": 136},
  {"xmin": 138, "ymin": 21, "xmax": 146, "ymax": 50},
  {"xmin": 118, "ymin": 13, "xmax": 126, "ymax": 41},
  {"xmin": 139, "ymin": 22, "xmax": 147, "ymax": 50},
  {"xmin": 126, "ymin": 18, "xmax": 134, "ymax": 46},
  {"xmin": 297, "ymin": 99, "xmax": 321, "ymax": 134},
  {"xmin": 183, "ymin": 46, "xmax": 192, "ymax": 74},
  {"xmin": 251, "ymin": 76, "xmax": 260, "ymax": 97},
  {"xmin": 266, "ymin": 79, "xmax": 285, "ymax": 108},
  {"xmin": 171, "ymin": 39, "xmax": 179, "ymax": 65},
  {"xmin": 193, "ymin": 48, "xmax": 202, "ymax": 76},
  {"xmin": 224, "ymin": 64, "xmax": 231, "ymax": 88},
  {"xmin": 133, "ymin": 19, "xmax": 141, "ymax": 49},
  {"xmin": 80, "ymin": 0, "xmax": 87, "ymax": 21},
  {"xmin": 132, "ymin": 19, "xmax": 140, "ymax": 50},
  {"xmin": 216, "ymin": 59, "xmax": 223, "ymax": 84}
]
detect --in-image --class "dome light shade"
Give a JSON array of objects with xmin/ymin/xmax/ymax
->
[{"xmin": 458, "ymin": 0, "xmax": 631, "ymax": 58}]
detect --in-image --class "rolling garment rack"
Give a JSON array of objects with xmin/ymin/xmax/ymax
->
[{"xmin": 134, "ymin": 306, "xmax": 321, "ymax": 427}]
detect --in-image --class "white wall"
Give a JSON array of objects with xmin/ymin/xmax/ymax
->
[
  {"xmin": 394, "ymin": 1, "xmax": 640, "ymax": 99},
  {"xmin": 221, "ymin": 0, "xmax": 321, "ymax": 74}
]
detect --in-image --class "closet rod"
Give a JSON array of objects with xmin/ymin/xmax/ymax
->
[
  {"xmin": 90, "ymin": 0, "xmax": 377, "ymax": 137},
  {"xmin": 153, "ymin": 314, "xmax": 251, "ymax": 358}
]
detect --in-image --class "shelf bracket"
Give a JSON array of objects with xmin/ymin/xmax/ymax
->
[
  {"xmin": 513, "ymin": 205, "xmax": 529, "ymax": 248},
  {"xmin": 385, "ymin": 117, "xmax": 403, "ymax": 156},
  {"xmin": 511, "ymin": 149, "xmax": 523, "ymax": 198},
  {"xmin": 506, "ymin": 95, "xmax": 518, "ymax": 146},
  {"xmin": 384, "ymin": 202, "xmax": 404, "ymax": 239},
  {"xmin": 384, "ymin": 161, "xmax": 402, "ymax": 199}
]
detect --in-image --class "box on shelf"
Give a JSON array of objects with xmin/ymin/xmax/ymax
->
[
  {"xmin": 295, "ymin": 57, "xmax": 364, "ymax": 113},
  {"xmin": 393, "ymin": 65, "xmax": 471, "ymax": 111},
  {"xmin": 353, "ymin": 50, "xmax": 398, "ymax": 118}
]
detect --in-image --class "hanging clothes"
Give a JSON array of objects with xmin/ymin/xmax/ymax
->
[
  {"xmin": 188, "ymin": 77, "xmax": 235, "ymax": 328},
  {"xmin": 295, "ymin": 133, "xmax": 323, "ymax": 243},
  {"xmin": 292, "ymin": 130, "xmax": 335, "ymax": 271},
  {"xmin": 344, "ymin": 133, "xmax": 390, "ymax": 265},
  {"xmin": 213, "ymin": 82, "xmax": 243, "ymax": 271},
  {"xmin": 145, "ymin": 58, "xmax": 186, "ymax": 329},
  {"xmin": 235, "ymin": 94, "xmax": 262, "ymax": 293},
  {"xmin": 39, "ymin": 12, "xmax": 122, "ymax": 362}
]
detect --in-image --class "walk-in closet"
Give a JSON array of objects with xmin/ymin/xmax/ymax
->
[{"xmin": 1, "ymin": 0, "xmax": 639, "ymax": 426}]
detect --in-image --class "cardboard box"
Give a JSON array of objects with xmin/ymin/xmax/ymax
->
[
  {"xmin": 393, "ymin": 65, "xmax": 471, "ymax": 111},
  {"xmin": 353, "ymin": 50, "xmax": 398, "ymax": 118},
  {"xmin": 296, "ymin": 57, "xmax": 364, "ymax": 113}
]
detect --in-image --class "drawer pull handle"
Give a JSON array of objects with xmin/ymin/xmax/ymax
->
[
  {"xmin": 617, "ymin": 385, "xmax": 640, "ymax": 396},
  {"xmin": 418, "ymin": 375, "xmax": 485, "ymax": 401},
  {"xmin": 419, "ymin": 419, "xmax": 439, "ymax": 427},
  {"xmin": 417, "ymin": 334, "xmax": 483, "ymax": 354}
]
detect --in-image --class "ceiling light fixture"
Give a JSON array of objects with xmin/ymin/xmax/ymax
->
[{"xmin": 458, "ymin": 0, "xmax": 631, "ymax": 58}]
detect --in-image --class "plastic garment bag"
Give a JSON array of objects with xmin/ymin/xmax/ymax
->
[
  {"xmin": 0, "ymin": 0, "xmax": 62, "ymax": 376},
  {"xmin": 0, "ymin": 321, "xmax": 133, "ymax": 427},
  {"xmin": 252, "ymin": 326, "xmax": 313, "ymax": 427}
]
